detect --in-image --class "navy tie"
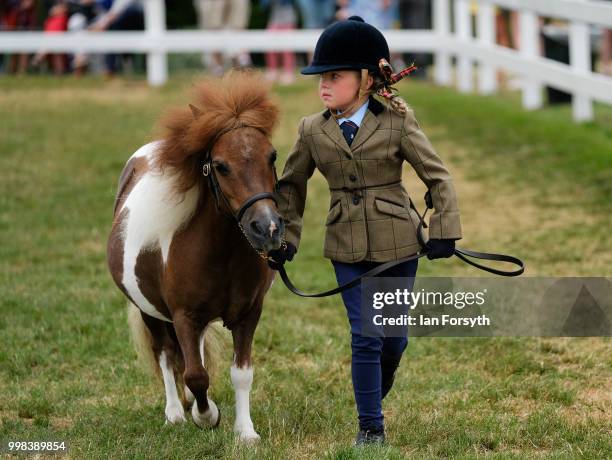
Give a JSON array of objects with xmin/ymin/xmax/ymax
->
[{"xmin": 340, "ymin": 120, "xmax": 359, "ymax": 146}]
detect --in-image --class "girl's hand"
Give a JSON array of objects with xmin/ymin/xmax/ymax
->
[
  {"xmin": 426, "ymin": 239, "xmax": 456, "ymax": 259},
  {"xmin": 267, "ymin": 242, "xmax": 297, "ymax": 270}
]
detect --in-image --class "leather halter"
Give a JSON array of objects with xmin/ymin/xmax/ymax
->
[{"xmin": 202, "ymin": 125, "xmax": 285, "ymax": 260}]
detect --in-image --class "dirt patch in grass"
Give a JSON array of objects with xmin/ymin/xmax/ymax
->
[
  {"xmin": 498, "ymin": 339, "xmax": 611, "ymax": 425},
  {"xmin": 561, "ymin": 385, "xmax": 611, "ymax": 423},
  {"xmin": 501, "ymin": 397, "xmax": 539, "ymax": 420},
  {"xmin": 50, "ymin": 416, "xmax": 73, "ymax": 430}
]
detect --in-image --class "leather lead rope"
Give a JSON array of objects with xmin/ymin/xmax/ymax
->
[
  {"xmin": 278, "ymin": 249, "xmax": 428, "ymax": 298},
  {"xmin": 276, "ymin": 191, "xmax": 525, "ymax": 298}
]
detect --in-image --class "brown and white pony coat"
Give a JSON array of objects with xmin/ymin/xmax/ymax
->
[{"xmin": 107, "ymin": 72, "xmax": 283, "ymax": 441}]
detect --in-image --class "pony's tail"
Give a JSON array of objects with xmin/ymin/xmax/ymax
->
[
  {"xmin": 127, "ymin": 303, "xmax": 228, "ymax": 396},
  {"xmin": 127, "ymin": 302, "xmax": 162, "ymax": 382},
  {"xmin": 200, "ymin": 321, "xmax": 227, "ymax": 385}
]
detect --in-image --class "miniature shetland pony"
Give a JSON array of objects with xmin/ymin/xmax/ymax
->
[{"xmin": 107, "ymin": 72, "xmax": 283, "ymax": 441}]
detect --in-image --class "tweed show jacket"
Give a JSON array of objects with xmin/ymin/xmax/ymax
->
[{"xmin": 276, "ymin": 96, "xmax": 462, "ymax": 263}]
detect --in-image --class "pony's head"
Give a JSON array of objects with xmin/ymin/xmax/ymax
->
[{"xmin": 155, "ymin": 71, "xmax": 283, "ymax": 253}]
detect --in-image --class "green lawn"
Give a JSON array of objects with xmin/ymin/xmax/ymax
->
[{"xmin": 1, "ymin": 74, "xmax": 610, "ymax": 459}]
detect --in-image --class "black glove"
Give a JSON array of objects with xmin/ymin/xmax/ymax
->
[
  {"xmin": 426, "ymin": 239, "xmax": 456, "ymax": 260},
  {"xmin": 267, "ymin": 242, "xmax": 297, "ymax": 270}
]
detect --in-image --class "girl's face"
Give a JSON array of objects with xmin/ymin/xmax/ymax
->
[{"xmin": 318, "ymin": 70, "xmax": 361, "ymax": 112}]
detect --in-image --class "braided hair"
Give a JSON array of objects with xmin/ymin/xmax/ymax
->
[{"xmin": 370, "ymin": 59, "xmax": 418, "ymax": 115}]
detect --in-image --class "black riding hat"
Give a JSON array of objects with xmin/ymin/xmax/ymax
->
[{"xmin": 301, "ymin": 16, "xmax": 390, "ymax": 75}]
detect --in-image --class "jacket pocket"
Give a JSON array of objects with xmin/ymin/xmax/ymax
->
[
  {"xmin": 374, "ymin": 197, "xmax": 410, "ymax": 220},
  {"xmin": 325, "ymin": 200, "xmax": 342, "ymax": 226}
]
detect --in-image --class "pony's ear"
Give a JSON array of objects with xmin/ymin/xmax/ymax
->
[{"xmin": 189, "ymin": 104, "xmax": 203, "ymax": 119}]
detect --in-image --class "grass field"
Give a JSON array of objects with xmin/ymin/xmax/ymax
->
[{"xmin": 1, "ymin": 74, "xmax": 611, "ymax": 459}]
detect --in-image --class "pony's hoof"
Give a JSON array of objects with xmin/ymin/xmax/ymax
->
[
  {"xmin": 235, "ymin": 421, "xmax": 260, "ymax": 443},
  {"xmin": 192, "ymin": 399, "xmax": 220, "ymax": 429},
  {"xmin": 237, "ymin": 431, "xmax": 260, "ymax": 443},
  {"xmin": 164, "ymin": 404, "xmax": 187, "ymax": 425}
]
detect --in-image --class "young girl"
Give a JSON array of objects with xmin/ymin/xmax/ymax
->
[{"xmin": 269, "ymin": 16, "xmax": 462, "ymax": 445}]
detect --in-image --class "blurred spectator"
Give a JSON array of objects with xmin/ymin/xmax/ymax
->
[
  {"xmin": 89, "ymin": 0, "xmax": 144, "ymax": 76},
  {"xmin": 31, "ymin": 1, "xmax": 69, "ymax": 74},
  {"xmin": 602, "ymin": 1, "xmax": 612, "ymax": 76},
  {"xmin": 262, "ymin": 0, "xmax": 296, "ymax": 85},
  {"xmin": 67, "ymin": 1, "xmax": 110, "ymax": 75},
  {"xmin": 346, "ymin": 0, "xmax": 398, "ymax": 30},
  {"xmin": 335, "ymin": 0, "xmax": 349, "ymax": 21},
  {"xmin": 602, "ymin": 29, "xmax": 612, "ymax": 76},
  {"xmin": 89, "ymin": 0, "xmax": 141, "ymax": 32},
  {"xmin": 5, "ymin": 0, "xmax": 37, "ymax": 74},
  {"xmin": 496, "ymin": 7, "xmax": 519, "ymax": 49},
  {"xmin": 398, "ymin": 0, "xmax": 430, "ymax": 79},
  {"xmin": 0, "ymin": 0, "xmax": 14, "ymax": 72},
  {"xmin": 297, "ymin": 0, "xmax": 334, "ymax": 28},
  {"xmin": 0, "ymin": 1, "xmax": 16, "ymax": 30},
  {"xmin": 2, "ymin": 0, "xmax": 35, "ymax": 31},
  {"xmin": 295, "ymin": 0, "xmax": 335, "ymax": 69},
  {"xmin": 495, "ymin": 7, "xmax": 520, "ymax": 89},
  {"xmin": 193, "ymin": 0, "xmax": 252, "ymax": 76}
]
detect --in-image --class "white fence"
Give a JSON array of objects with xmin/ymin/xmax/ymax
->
[{"xmin": 1, "ymin": 0, "xmax": 612, "ymax": 122}]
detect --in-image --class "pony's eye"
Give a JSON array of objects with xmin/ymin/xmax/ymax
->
[{"xmin": 213, "ymin": 162, "xmax": 230, "ymax": 176}]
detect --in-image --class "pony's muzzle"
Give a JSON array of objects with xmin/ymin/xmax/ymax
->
[{"xmin": 245, "ymin": 209, "xmax": 284, "ymax": 252}]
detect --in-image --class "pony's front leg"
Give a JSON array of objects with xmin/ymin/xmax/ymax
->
[
  {"xmin": 174, "ymin": 313, "xmax": 220, "ymax": 429},
  {"xmin": 231, "ymin": 305, "xmax": 262, "ymax": 442}
]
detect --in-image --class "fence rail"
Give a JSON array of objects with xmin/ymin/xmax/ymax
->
[{"xmin": 1, "ymin": 0, "xmax": 611, "ymax": 122}]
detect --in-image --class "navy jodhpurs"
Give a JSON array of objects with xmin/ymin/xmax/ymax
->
[{"xmin": 331, "ymin": 258, "xmax": 418, "ymax": 431}]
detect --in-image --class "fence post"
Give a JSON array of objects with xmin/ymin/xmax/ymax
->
[
  {"xmin": 519, "ymin": 8, "xmax": 543, "ymax": 110},
  {"xmin": 454, "ymin": 0, "xmax": 473, "ymax": 92},
  {"xmin": 434, "ymin": 0, "xmax": 452, "ymax": 86},
  {"xmin": 569, "ymin": 17, "xmax": 594, "ymax": 122},
  {"xmin": 477, "ymin": 1, "xmax": 497, "ymax": 94},
  {"xmin": 145, "ymin": 0, "xmax": 167, "ymax": 86}
]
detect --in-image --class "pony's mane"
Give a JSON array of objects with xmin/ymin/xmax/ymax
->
[{"xmin": 154, "ymin": 71, "xmax": 279, "ymax": 193}]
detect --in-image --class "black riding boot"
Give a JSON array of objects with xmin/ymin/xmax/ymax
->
[
  {"xmin": 354, "ymin": 426, "xmax": 385, "ymax": 445},
  {"xmin": 381, "ymin": 352, "xmax": 403, "ymax": 400}
]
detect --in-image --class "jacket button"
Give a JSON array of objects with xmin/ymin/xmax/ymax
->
[
  {"xmin": 349, "ymin": 174, "xmax": 357, "ymax": 182},
  {"xmin": 345, "ymin": 153, "xmax": 351, "ymax": 159},
  {"xmin": 352, "ymin": 195, "xmax": 360, "ymax": 205}
]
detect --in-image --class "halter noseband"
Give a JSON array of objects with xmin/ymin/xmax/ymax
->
[{"xmin": 201, "ymin": 125, "xmax": 285, "ymax": 260}]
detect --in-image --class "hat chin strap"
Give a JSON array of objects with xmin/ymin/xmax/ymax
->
[{"xmin": 330, "ymin": 69, "xmax": 371, "ymax": 121}]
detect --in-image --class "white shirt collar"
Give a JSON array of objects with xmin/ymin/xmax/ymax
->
[{"xmin": 336, "ymin": 99, "xmax": 369, "ymax": 127}]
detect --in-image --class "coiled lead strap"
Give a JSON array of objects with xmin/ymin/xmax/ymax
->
[{"xmin": 453, "ymin": 247, "xmax": 525, "ymax": 277}]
